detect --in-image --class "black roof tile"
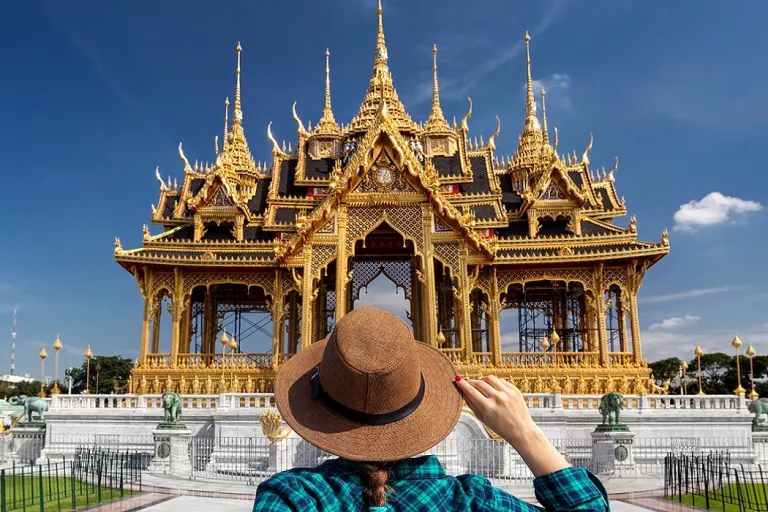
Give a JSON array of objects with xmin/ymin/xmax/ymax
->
[
  {"xmin": 248, "ymin": 179, "xmax": 271, "ymax": 215},
  {"xmin": 581, "ymin": 221, "xmax": 617, "ymax": 236},
  {"xmin": 304, "ymin": 146, "xmax": 335, "ymax": 179},
  {"xmin": 432, "ymin": 154, "xmax": 463, "ymax": 177},
  {"xmin": 189, "ymin": 178, "xmax": 205, "ymax": 196},
  {"xmin": 470, "ymin": 204, "xmax": 497, "ymax": 221},
  {"xmin": 162, "ymin": 226, "xmax": 195, "ymax": 241},
  {"xmin": 596, "ymin": 187, "xmax": 614, "ymax": 211},
  {"xmin": 275, "ymin": 207, "xmax": 298, "ymax": 224},
  {"xmin": 498, "ymin": 173, "xmax": 523, "ymax": 210},
  {"xmin": 201, "ymin": 225, "xmax": 237, "ymax": 242},
  {"xmin": 568, "ymin": 170, "xmax": 584, "ymax": 190},
  {"xmin": 498, "ymin": 243, "xmax": 637, "ymax": 258},
  {"xmin": 277, "ymin": 159, "xmax": 302, "ymax": 196},
  {"xmin": 496, "ymin": 222, "xmax": 529, "ymax": 238},
  {"xmin": 162, "ymin": 195, "xmax": 179, "ymax": 219},
  {"xmin": 459, "ymin": 156, "xmax": 492, "ymax": 194},
  {"xmin": 244, "ymin": 226, "xmax": 277, "ymax": 242}
]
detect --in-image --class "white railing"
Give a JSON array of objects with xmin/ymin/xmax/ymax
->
[
  {"xmin": 49, "ymin": 393, "xmax": 276, "ymax": 411},
  {"xmin": 48, "ymin": 392, "xmax": 747, "ymax": 412}
]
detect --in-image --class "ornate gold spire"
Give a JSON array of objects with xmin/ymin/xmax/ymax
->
[
  {"xmin": 424, "ymin": 44, "xmax": 451, "ymax": 134},
  {"xmin": 315, "ymin": 49, "xmax": 341, "ymax": 136},
  {"xmin": 223, "ymin": 42, "xmax": 256, "ymax": 175},
  {"xmin": 222, "ymin": 97, "xmax": 230, "ymax": 151},
  {"xmin": 511, "ymin": 32, "xmax": 544, "ymax": 171},
  {"xmin": 348, "ymin": 0, "xmax": 417, "ymax": 134},
  {"xmin": 541, "ymin": 87, "xmax": 549, "ymax": 146}
]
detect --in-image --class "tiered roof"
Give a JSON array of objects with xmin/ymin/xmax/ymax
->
[{"xmin": 115, "ymin": 1, "xmax": 669, "ymax": 270}]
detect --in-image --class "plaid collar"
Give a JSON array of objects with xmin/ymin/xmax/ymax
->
[{"xmin": 319, "ymin": 454, "xmax": 446, "ymax": 481}]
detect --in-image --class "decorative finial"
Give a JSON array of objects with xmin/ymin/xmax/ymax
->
[
  {"xmin": 155, "ymin": 167, "xmax": 167, "ymax": 191},
  {"xmin": 541, "ymin": 87, "xmax": 549, "ymax": 146},
  {"xmin": 732, "ymin": 333, "xmax": 743, "ymax": 350},
  {"xmin": 223, "ymin": 97, "xmax": 230, "ymax": 143},
  {"xmin": 553, "ymin": 126, "xmax": 559, "ymax": 152},
  {"xmin": 267, "ymin": 122, "xmax": 285, "ymax": 157},
  {"xmin": 292, "ymin": 102, "xmax": 308, "ymax": 136},
  {"xmin": 374, "ymin": 0, "xmax": 388, "ymax": 66},
  {"xmin": 178, "ymin": 142, "xmax": 191, "ymax": 171},
  {"xmin": 53, "ymin": 335, "xmax": 62, "ymax": 351},
  {"xmin": 460, "ymin": 97, "xmax": 473, "ymax": 132},
  {"xmin": 315, "ymin": 49, "xmax": 341, "ymax": 135},
  {"xmin": 114, "ymin": 237, "xmax": 123, "ymax": 255},
  {"xmin": 487, "ymin": 115, "xmax": 501, "ymax": 151},
  {"xmin": 424, "ymin": 44, "xmax": 451, "ymax": 133},
  {"xmin": 524, "ymin": 31, "xmax": 536, "ymax": 117},
  {"xmin": 581, "ymin": 132, "xmax": 593, "ymax": 167},
  {"xmin": 233, "ymin": 43, "xmax": 243, "ymax": 123},
  {"xmin": 695, "ymin": 344, "xmax": 704, "ymax": 357}
]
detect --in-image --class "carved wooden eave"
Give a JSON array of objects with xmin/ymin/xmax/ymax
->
[
  {"xmin": 588, "ymin": 179, "xmax": 627, "ymax": 220},
  {"xmin": 152, "ymin": 189, "xmax": 182, "ymax": 224},
  {"xmin": 274, "ymin": 106, "xmax": 496, "ymax": 261},
  {"xmin": 494, "ymin": 241, "xmax": 669, "ymax": 266},
  {"xmin": 115, "ymin": 248, "xmax": 277, "ymax": 268}
]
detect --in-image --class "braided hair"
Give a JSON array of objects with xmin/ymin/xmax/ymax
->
[{"xmin": 361, "ymin": 462, "xmax": 390, "ymax": 508}]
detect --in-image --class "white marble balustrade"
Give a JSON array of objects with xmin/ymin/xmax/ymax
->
[{"xmin": 49, "ymin": 393, "xmax": 276, "ymax": 410}]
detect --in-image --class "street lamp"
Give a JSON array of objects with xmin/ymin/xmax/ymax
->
[
  {"xmin": 747, "ymin": 344, "xmax": 759, "ymax": 400},
  {"xmin": 695, "ymin": 344, "xmax": 705, "ymax": 395},
  {"xmin": 680, "ymin": 360, "xmax": 689, "ymax": 395},
  {"xmin": 39, "ymin": 347, "xmax": 48, "ymax": 398},
  {"xmin": 84, "ymin": 345, "xmax": 93, "ymax": 394},
  {"xmin": 95, "ymin": 362, "xmax": 102, "ymax": 394},
  {"xmin": 52, "ymin": 335, "xmax": 62, "ymax": 394},
  {"xmin": 732, "ymin": 334, "xmax": 746, "ymax": 396}
]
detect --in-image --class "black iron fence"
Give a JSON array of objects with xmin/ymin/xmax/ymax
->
[
  {"xmin": 0, "ymin": 449, "xmax": 142, "ymax": 512},
  {"xmin": 664, "ymin": 452, "xmax": 768, "ymax": 512}
]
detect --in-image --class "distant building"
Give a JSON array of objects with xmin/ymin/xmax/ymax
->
[{"xmin": 0, "ymin": 374, "xmax": 36, "ymax": 384}]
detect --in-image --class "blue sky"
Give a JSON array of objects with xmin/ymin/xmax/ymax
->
[{"xmin": 1, "ymin": 0, "xmax": 767, "ymax": 377}]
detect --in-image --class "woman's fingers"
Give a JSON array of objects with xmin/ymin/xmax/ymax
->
[
  {"xmin": 466, "ymin": 378, "xmax": 498, "ymax": 399},
  {"xmin": 455, "ymin": 378, "xmax": 489, "ymax": 407},
  {"xmin": 483, "ymin": 375, "xmax": 507, "ymax": 392}
]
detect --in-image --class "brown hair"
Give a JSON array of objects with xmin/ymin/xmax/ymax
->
[{"xmin": 361, "ymin": 462, "xmax": 390, "ymax": 508}]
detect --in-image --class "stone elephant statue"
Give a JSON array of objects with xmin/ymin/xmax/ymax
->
[
  {"xmin": 748, "ymin": 398, "xmax": 768, "ymax": 428},
  {"xmin": 598, "ymin": 392, "xmax": 624, "ymax": 426},
  {"xmin": 9, "ymin": 395, "xmax": 48, "ymax": 423},
  {"xmin": 161, "ymin": 391, "xmax": 182, "ymax": 424}
]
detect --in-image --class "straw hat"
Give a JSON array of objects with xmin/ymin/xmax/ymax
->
[{"xmin": 275, "ymin": 307, "xmax": 462, "ymax": 461}]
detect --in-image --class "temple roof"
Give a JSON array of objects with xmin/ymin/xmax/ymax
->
[{"xmin": 116, "ymin": 1, "xmax": 668, "ymax": 270}]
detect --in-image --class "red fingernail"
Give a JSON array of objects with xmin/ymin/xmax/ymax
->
[{"xmin": 455, "ymin": 375, "xmax": 462, "ymax": 382}]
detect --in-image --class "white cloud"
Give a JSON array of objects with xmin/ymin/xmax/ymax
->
[
  {"xmin": 640, "ymin": 330, "xmax": 768, "ymax": 362},
  {"xmin": 673, "ymin": 192, "xmax": 762, "ymax": 232},
  {"xmin": 648, "ymin": 315, "xmax": 700, "ymax": 331},
  {"xmin": 529, "ymin": 73, "xmax": 572, "ymax": 109},
  {"xmin": 640, "ymin": 285, "xmax": 750, "ymax": 304}
]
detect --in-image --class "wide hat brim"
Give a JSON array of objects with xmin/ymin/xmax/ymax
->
[{"xmin": 275, "ymin": 339, "xmax": 463, "ymax": 462}]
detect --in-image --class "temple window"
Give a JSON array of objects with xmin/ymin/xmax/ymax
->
[
  {"xmin": 469, "ymin": 289, "xmax": 490, "ymax": 353},
  {"xmin": 313, "ymin": 264, "xmax": 337, "ymax": 341},
  {"xmin": 537, "ymin": 216, "xmax": 573, "ymax": 236},
  {"xmin": 282, "ymin": 290, "xmax": 302, "ymax": 355},
  {"xmin": 434, "ymin": 260, "xmax": 458, "ymax": 349},
  {"xmin": 605, "ymin": 285, "xmax": 632, "ymax": 364}
]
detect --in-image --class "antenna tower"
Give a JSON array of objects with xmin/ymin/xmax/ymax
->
[{"xmin": 11, "ymin": 307, "xmax": 16, "ymax": 376}]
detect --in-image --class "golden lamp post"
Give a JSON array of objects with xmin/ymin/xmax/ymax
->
[
  {"xmin": 747, "ymin": 344, "xmax": 759, "ymax": 400},
  {"xmin": 732, "ymin": 333, "xmax": 746, "ymax": 396},
  {"xmin": 695, "ymin": 344, "xmax": 705, "ymax": 395},
  {"xmin": 84, "ymin": 345, "xmax": 93, "ymax": 394},
  {"xmin": 52, "ymin": 335, "xmax": 62, "ymax": 394},
  {"xmin": 550, "ymin": 330, "xmax": 560, "ymax": 366},
  {"xmin": 39, "ymin": 347, "xmax": 48, "ymax": 398},
  {"xmin": 228, "ymin": 335, "xmax": 238, "ymax": 391},
  {"xmin": 680, "ymin": 360, "xmax": 689, "ymax": 395},
  {"xmin": 540, "ymin": 336, "xmax": 550, "ymax": 365}
]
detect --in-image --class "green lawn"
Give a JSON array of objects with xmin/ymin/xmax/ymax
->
[
  {"xmin": 1, "ymin": 475, "xmax": 140, "ymax": 511},
  {"xmin": 663, "ymin": 483, "xmax": 768, "ymax": 512}
]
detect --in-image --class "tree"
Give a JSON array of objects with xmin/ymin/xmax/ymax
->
[
  {"xmin": 649, "ymin": 357, "xmax": 682, "ymax": 384},
  {"xmin": 70, "ymin": 355, "xmax": 135, "ymax": 394}
]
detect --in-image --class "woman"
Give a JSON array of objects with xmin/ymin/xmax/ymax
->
[{"xmin": 254, "ymin": 307, "xmax": 608, "ymax": 511}]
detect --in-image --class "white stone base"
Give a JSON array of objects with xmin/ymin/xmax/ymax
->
[
  {"xmin": 149, "ymin": 427, "xmax": 191, "ymax": 475},
  {"xmin": 591, "ymin": 429, "xmax": 637, "ymax": 477},
  {"xmin": 11, "ymin": 424, "xmax": 46, "ymax": 464}
]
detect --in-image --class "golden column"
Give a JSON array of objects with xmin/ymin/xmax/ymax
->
[
  {"xmin": 695, "ymin": 344, "xmax": 705, "ymax": 395},
  {"xmin": 680, "ymin": 360, "xmax": 688, "ymax": 395},
  {"xmin": 52, "ymin": 335, "xmax": 62, "ymax": 394},
  {"xmin": 84, "ymin": 345, "xmax": 93, "ymax": 394},
  {"xmin": 747, "ymin": 344, "xmax": 759, "ymax": 400},
  {"xmin": 38, "ymin": 347, "xmax": 47, "ymax": 398},
  {"xmin": 732, "ymin": 333, "xmax": 746, "ymax": 396}
]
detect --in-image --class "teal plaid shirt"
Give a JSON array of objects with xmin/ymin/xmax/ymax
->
[{"xmin": 253, "ymin": 455, "xmax": 609, "ymax": 511}]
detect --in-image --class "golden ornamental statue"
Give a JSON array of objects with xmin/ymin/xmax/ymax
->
[{"xmin": 115, "ymin": 1, "xmax": 668, "ymax": 396}]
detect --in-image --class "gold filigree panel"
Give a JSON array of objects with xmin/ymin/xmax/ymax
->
[
  {"xmin": 602, "ymin": 266, "xmax": 627, "ymax": 293},
  {"xmin": 497, "ymin": 268, "xmax": 594, "ymax": 298},
  {"xmin": 475, "ymin": 269, "xmax": 491, "ymax": 295},
  {"xmin": 345, "ymin": 206, "xmax": 424, "ymax": 255},
  {"xmin": 151, "ymin": 272, "xmax": 175, "ymax": 297},
  {"xmin": 433, "ymin": 242, "xmax": 460, "ymax": 274},
  {"xmin": 182, "ymin": 272, "xmax": 275, "ymax": 297},
  {"xmin": 280, "ymin": 270, "xmax": 300, "ymax": 296},
  {"xmin": 310, "ymin": 244, "xmax": 337, "ymax": 280}
]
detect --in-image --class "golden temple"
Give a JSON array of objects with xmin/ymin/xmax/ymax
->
[{"xmin": 115, "ymin": 1, "xmax": 669, "ymax": 396}]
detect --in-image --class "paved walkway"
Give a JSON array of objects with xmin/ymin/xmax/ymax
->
[{"xmin": 84, "ymin": 473, "xmax": 692, "ymax": 511}]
